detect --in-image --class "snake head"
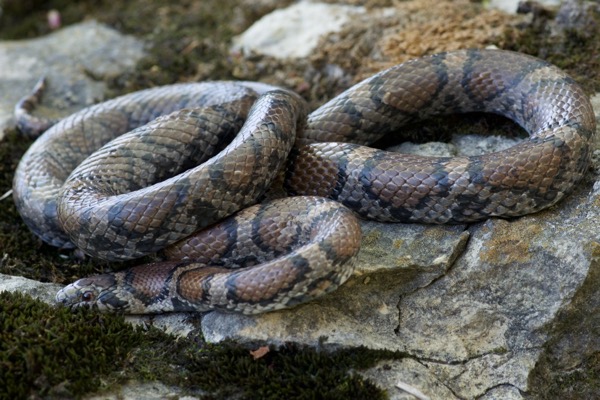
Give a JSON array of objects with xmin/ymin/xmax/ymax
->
[{"xmin": 55, "ymin": 274, "xmax": 131, "ymax": 312}]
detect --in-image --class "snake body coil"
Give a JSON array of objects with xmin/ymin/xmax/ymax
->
[{"xmin": 12, "ymin": 49, "xmax": 596, "ymax": 314}]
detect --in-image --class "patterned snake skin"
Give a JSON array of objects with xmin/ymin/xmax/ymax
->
[{"xmin": 12, "ymin": 49, "xmax": 596, "ymax": 314}]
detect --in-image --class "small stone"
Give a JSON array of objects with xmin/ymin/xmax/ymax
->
[
  {"xmin": 488, "ymin": 0, "xmax": 561, "ymax": 14},
  {"xmin": 231, "ymin": 2, "xmax": 366, "ymax": 59},
  {"xmin": 0, "ymin": 20, "xmax": 145, "ymax": 139}
]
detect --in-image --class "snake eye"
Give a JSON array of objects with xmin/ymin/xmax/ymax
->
[{"xmin": 81, "ymin": 291, "xmax": 94, "ymax": 302}]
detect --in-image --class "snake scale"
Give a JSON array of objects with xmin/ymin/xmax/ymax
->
[{"xmin": 12, "ymin": 49, "xmax": 596, "ymax": 314}]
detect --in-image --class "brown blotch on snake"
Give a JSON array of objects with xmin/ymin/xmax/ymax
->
[{"xmin": 13, "ymin": 49, "xmax": 596, "ymax": 314}]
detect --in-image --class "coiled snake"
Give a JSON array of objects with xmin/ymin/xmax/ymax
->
[{"xmin": 12, "ymin": 49, "xmax": 596, "ymax": 314}]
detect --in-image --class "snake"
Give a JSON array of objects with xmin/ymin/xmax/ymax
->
[{"xmin": 12, "ymin": 49, "xmax": 596, "ymax": 314}]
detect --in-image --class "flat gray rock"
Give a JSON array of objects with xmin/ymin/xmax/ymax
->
[
  {"xmin": 0, "ymin": 20, "xmax": 145, "ymax": 139},
  {"xmin": 0, "ymin": 273, "xmax": 64, "ymax": 305}
]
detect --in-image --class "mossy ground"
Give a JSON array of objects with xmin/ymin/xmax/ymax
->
[
  {"xmin": 0, "ymin": 291, "xmax": 159, "ymax": 399},
  {"xmin": 1, "ymin": 291, "xmax": 401, "ymax": 399},
  {"xmin": 1, "ymin": 0, "xmax": 599, "ymax": 398}
]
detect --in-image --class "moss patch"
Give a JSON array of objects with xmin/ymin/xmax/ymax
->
[
  {"xmin": 0, "ymin": 291, "xmax": 402, "ymax": 399},
  {"xmin": 181, "ymin": 341, "xmax": 399, "ymax": 399},
  {"xmin": 0, "ymin": 290, "xmax": 151, "ymax": 398}
]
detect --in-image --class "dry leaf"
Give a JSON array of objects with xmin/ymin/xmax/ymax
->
[{"xmin": 250, "ymin": 346, "xmax": 270, "ymax": 360}]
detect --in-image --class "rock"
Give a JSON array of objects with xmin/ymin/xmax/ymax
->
[
  {"xmin": 0, "ymin": 273, "xmax": 63, "ymax": 305},
  {"xmin": 553, "ymin": 0, "xmax": 600, "ymax": 36},
  {"xmin": 0, "ymin": 20, "xmax": 145, "ymax": 139},
  {"xmin": 231, "ymin": 2, "xmax": 366, "ymax": 59},
  {"xmin": 488, "ymin": 0, "xmax": 561, "ymax": 14},
  {"xmin": 361, "ymin": 359, "xmax": 459, "ymax": 400},
  {"xmin": 202, "ymin": 221, "xmax": 469, "ymax": 348},
  {"xmin": 124, "ymin": 313, "xmax": 199, "ymax": 339},
  {"xmin": 85, "ymin": 381, "xmax": 199, "ymax": 400}
]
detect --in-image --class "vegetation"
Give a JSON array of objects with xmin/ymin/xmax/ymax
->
[{"xmin": 0, "ymin": 291, "xmax": 402, "ymax": 399}]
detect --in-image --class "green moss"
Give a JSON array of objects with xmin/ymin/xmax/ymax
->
[
  {"xmin": 0, "ymin": 291, "xmax": 402, "ymax": 399},
  {"xmin": 0, "ymin": 290, "xmax": 150, "ymax": 399},
  {"xmin": 180, "ymin": 341, "xmax": 401, "ymax": 399}
]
